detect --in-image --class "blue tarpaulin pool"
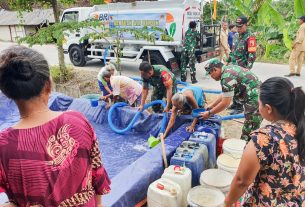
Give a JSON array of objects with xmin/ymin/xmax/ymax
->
[{"xmin": 0, "ymin": 92, "xmax": 196, "ymax": 207}]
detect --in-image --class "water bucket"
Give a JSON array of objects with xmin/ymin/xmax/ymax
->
[
  {"xmin": 222, "ymin": 139, "xmax": 246, "ymax": 159},
  {"xmin": 187, "ymin": 186, "xmax": 225, "ymax": 207},
  {"xmin": 192, "ymin": 108, "xmax": 206, "ymax": 118},
  {"xmin": 148, "ymin": 135, "xmax": 160, "ymax": 148},
  {"xmin": 162, "ymin": 165, "xmax": 192, "ymax": 207},
  {"xmin": 81, "ymin": 94, "xmax": 100, "ymax": 107},
  {"xmin": 217, "ymin": 154, "xmax": 241, "ymax": 175},
  {"xmin": 199, "ymin": 169, "xmax": 233, "ymax": 194},
  {"xmin": 147, "ymin": 178, "xmax": 182, "ymax": 207}
]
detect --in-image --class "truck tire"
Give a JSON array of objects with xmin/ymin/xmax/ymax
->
[
  {"xmin": 69, "ymin": 45, "xmax": 86, "ymax": 67},
  {"xmin": 143, "ymin": 51, "xmax": 166, "ymax": 66}
]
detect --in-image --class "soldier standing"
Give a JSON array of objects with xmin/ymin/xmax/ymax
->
[
  {"xmin": 180, "ymin": 21, "xmax": 200, "ymax": 83},
  {"xmin": 138, "ymin": 61, "xmax": 177, "ymax": 113},
  {"xmin": 226, "ymin": 16, "xmax": 257, "ymax": 114},
  {"xmin": 286, "ymin": 15, "xmax": 305, "ymax": 77},
  {"xmin": 202, "ymin": 58, "xmax": 262, "ymax": 142}
]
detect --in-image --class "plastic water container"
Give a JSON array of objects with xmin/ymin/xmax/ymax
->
[
  {"xmin": 81, "ymin": 94, "xmax": 100, "ymax": 107},
  {"xmin": 222, "ymin": 139, "xmax": 247, "ymax": 159},
  {"xmin": 187, "ymin": 186, "xmax": 225, "ymax": 207},
  {"xmin": 217, "ymin": 154, "xmax": 241, "ymax": 175},
  {"xmin": 189, "ymin": 131, "xmax": 216, "ymax": 168},
  {"xmin": 217, "ymin": 126, "xmax": 226, "ymax": 156},
  {"xmin": 170, "ymin": 141, "xmax": 206, "ymax": 186},
  {"xmin": 199, "ymin": 169, "xmax": 233, "ymax": 194},
  {"xmin": 197, "ymin": 120, "xmax": 221, "ymax": 139},
  {"xmin": 147, "ymin": 178, "xmax": 182, "ymax": 207},
  {"xmin": 162, "ymin": 165, "xmax": 192, "ymax": 207},
  {"xmin": 176, "ymin": 141, "xmax": 209, "ymax": 168}
]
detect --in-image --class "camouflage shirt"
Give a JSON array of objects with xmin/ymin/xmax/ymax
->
[
  {"xmin": 143, "ymin": 65, "xmax": 177, "ymax": 91},
  {"xmin": 228, "ymin": 30, "xmax": 256, "ymax": 69},
  {"xmin": 183, "ymin": 28, "xmax": 200, "ymax": 52},
  {"xmin": 221, "ymin": 65, "xmax": 260, "ymax": 104}
]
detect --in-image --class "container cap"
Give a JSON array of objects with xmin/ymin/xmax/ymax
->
[
  {"xmin": 223, "ymin": 139, "xmax": 246, "ymax": 152},
  {"xmin": 217, "ymin": 154, "xmax": 241, "ymax": 168},
  {"xmin": 200, "ymin": 169, "xmax": 233, "ymax": 188},
  {"xmin": 187, "ymin": 186, "xmax": 225, "ymax": 207}
]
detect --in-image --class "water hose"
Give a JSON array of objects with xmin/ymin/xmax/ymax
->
[
  {"xmin": 103, "ymin": 46, "xmax": 111, "ymax": 64},
  {"xmin": 221, "ymin": 113, "xmax": 245, "ymax": 120},
  {"xmin": 202, "ymin": 89, "xmax": 222, "ymax": 94},
  {"xmin": 108, "ymin": 100, "xmax": 168, "ymax": 134},
  {"xmin": 108, "ymin": 100, "xmax": 169, "ymax": 167}
]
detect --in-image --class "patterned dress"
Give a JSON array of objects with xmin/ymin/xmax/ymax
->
[
  {"xmin": 0, "ymin": 111, "xmax": 111, "ymax": 207},
  {"xmin": 243, "ymin": 120, "xmax": 305, "ymax": 206}
]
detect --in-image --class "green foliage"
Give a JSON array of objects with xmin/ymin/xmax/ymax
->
[
  {"xmin": 283, "ymin": 28, "xmax": 293, "ymax": 50},
  {"xmin": 223, "ymin": 0, "xmax": 300, "ymax": 62},
  {"xmin": 294, "ymin": 0, "xmax": 305, "ymax": 18},
  {"xmin": 50, "ymin": 65, "xmax": 74, "ymax": 83},
  {"xmin": 257, "ymin": 2, "xmax": 284, "ymax": 28}
]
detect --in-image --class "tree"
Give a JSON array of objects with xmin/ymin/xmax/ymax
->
[{"xmin": 9, "ymin": 0, "xmax": 105, "ymax": 82}]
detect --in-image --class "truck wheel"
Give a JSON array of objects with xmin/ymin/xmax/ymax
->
[
  {"xmin": 143, "ymin": 51, "xmax": 166, "ymax": 66},
  {"xmin": 69, "ymin": 45, "xmax": 86, "ymax": 67}
]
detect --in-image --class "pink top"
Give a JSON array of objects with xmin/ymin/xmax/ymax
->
[{"xmin": 0, "ymin": 111, "xmax": 111, "ymax": 207}]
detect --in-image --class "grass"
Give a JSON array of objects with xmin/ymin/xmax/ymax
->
[
  {"xmin": 50, "ymin": 65, "xmax": 75, "ymax": 84},
  {"xmin": 256, "ymin": 57, "xmax": 289, "ymax": 64}
]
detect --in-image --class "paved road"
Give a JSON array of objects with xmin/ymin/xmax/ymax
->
[{"xmin": 1, "ymin": 41, "xmax": 304, "ymax": 89}]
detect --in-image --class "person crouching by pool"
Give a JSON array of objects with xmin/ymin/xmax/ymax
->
[
  {"xmin": 138, "ymin": 61, "xmax": 177, "ymax": 113},
  {"xmin": 224, "ymin": 77, "xmax": 305, "ymax": 207},
  {"xmin": 110, "ymin": 75, "xmax": 142, "ymax": 107},
  {"xmin": 0, "ymin": 46, "xmax": 111, "ymax": 206},
  {"xmin": 97, "ymin": 63, "xmax": 116, "ymax": 107},
  {"xmin": 161, "ymin": 86, "xmax": 205, "ymax": 139}
]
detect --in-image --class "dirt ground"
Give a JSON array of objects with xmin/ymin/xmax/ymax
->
[{"xmin": 56, "ymin": 68, "xmax": 244, "ymax": 139}]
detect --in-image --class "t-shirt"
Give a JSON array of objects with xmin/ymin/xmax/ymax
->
[
  {"xmin": 181, "ymin": 85, "xmax": 204, "ymax": 107},
  {"xmin": 0, "ymin": 111, "xmax": 111, "ymax": 206},
  {"xmin": 111, "ymin": 76, "xmax": 142, "ymax": 105},
  {"xmin": 97, "ymin": 69, "xmax": 108, "ymax": 86},
  {"xmin": 228, "ymin": 31, "xmax": 236, "ymax": 49}
]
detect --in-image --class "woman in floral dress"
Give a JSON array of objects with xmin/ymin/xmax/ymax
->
[{"xmin": 224, "ymin": 77, "xmax": 305, "ymax": 206}]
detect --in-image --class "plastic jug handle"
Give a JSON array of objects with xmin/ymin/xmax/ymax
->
[
  {"xmin": 173, "ymin": 165, "xmax": 185, "ymax": 174},
  {"xmin": 157, "ymin": 181, "xmax": 177, "ymax": 195}
]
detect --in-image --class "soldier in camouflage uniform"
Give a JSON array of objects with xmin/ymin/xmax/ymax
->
[
  {"xmin": 180, "ymin": 21, "xmax": 200, "ymax": 83},
  {"xmin": 226, "ymin": 16, "xmax": 257, "ymax": 114},
  {"xmin": 202, "ymin": 58, "xmax": 262, "ymax": 141},
  {"xmin": 138, "ymin": 61, "xmax": 177, "ymax": 113}
]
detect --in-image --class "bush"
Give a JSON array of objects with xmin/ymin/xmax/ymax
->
[{"xmin": 50, "ymin": 65, "xmax": 74, "ymax": 84}]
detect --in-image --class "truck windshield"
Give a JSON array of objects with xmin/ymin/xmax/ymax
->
[{"xmin": 61, "ymin": 11, "xmax": 79, "ymax": 22}]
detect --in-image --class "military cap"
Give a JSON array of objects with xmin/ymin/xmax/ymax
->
[
  {"xmin": 204, "ymin": 58, "xmax": 222, "ymax": 74},
  {"xmin": 236, "ymin": 16, "xmax": 248, "ymax": 27}
]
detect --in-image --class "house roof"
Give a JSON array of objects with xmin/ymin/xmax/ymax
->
[{"xmin": 0, "ymin": 9, "xmax": 55, "ymax": 26}]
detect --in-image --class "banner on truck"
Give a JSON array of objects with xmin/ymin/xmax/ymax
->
[{"xmin": 95, "ymin": 12, "xmax": 167, "ymax": 40}]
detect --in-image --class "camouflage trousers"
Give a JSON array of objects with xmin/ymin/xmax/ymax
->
[
  {"xmin": 241, "ymin": 100, "xmax": 263, "ymax": 142},
  {"xmin": 151, "ymin": 86, "xmax": 177, "ymax": 113},
  {"xmin": 180, "ymin": 50, "xmax": 196, "ymax": 80}
]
